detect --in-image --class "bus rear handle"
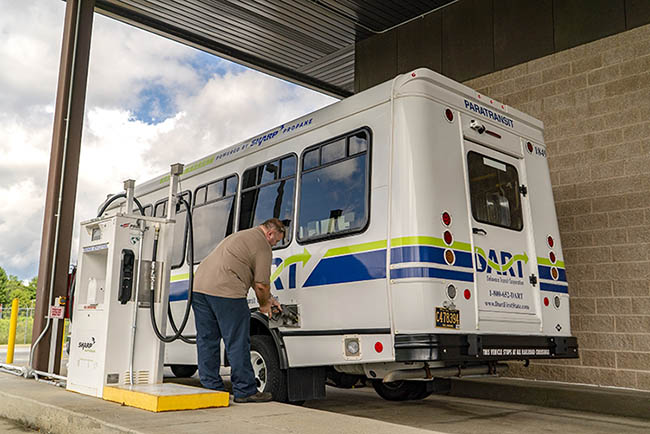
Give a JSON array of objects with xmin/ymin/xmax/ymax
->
[{"xmin": 472, "ymin": 227, "xmax": 487, "ymax": 235}]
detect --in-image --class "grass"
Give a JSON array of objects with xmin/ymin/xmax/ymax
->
[{"xmin": 0, "ymin": 316, "xmax": 34, "ymax": 345}]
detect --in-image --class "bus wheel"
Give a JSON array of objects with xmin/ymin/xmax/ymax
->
[
  {"xmin": 250, "ymin": 335, "xmax": 287, "ymax": 401},
  {"xmin": 372, "ymin": 380, "xmax": 433, "ymax": 401},
  {"xmin": 170, "ymin": 364, "xmax": 197, "ymax": 378}
]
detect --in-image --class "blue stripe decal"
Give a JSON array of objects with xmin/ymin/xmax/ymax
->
[
  {"xmin": 540, "ymin": 282, "xmax": 569, "ymax": 294},
  {"xmin": 303, "ymin": 250, "xmax": 386, "ymax": 287},
  {"xmin": 391, "ymin": 246, "xmax": 473, "ymax": 268},
  {"xmin": 170, "ymin": 280, "xmax": 189, "ymax": 301},
  {"xmin": 390, "ymin": 266, "xmax": 474, "ymax": 282},
  {"xmin": 538, "ymin": 265, "xmax": 567, "ymax": 282}
]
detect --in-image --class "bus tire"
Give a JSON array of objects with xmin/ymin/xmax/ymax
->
[
  {"xmin": 250, "ymin": 335, "xmax": 287, "ymax": 402},
  {"xmin": 372, "ymin": 380, "xmax": 433, "ymax": 401},
  {"xmin": 170, "ymin": 364, "xmax": 197, "ymax": 378}
]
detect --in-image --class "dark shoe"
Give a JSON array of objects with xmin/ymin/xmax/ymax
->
[{"xmin": 234, "ymin": 391, "xmax": 272, "ymax": 403}]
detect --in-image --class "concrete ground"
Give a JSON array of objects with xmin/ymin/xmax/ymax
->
[
  {"xmin": 306, "ymin": 385, "xmax": 650, "ymax": 434},
  {"xmin": 0, "ymin": 417, "xmax": 37, "ymax": 433},
  {"xmin": 2, "ymin": 369, "xmax": 650, "ymax": 434},
  {"xmin": 0, "ymin": 372, "xmax": 439, "ymax": 434},
  {"xmin": 0, "ymin": 345, "xmax": 30, "ymax": 366}
]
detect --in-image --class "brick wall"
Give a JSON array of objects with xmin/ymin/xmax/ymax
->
[{"xmin": 464, "ymin": 23, "xmax": 650, "ymax": 391}]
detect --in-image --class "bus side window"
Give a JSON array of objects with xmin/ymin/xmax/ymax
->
[
  {"xmin": 297, "ymin": 129, "xmax": 370, "ymax": 243},
  {"xmin": 239, "ymin": 155, "xmax": 297, "ymax": 249},
  {"xmin": 142, "ymin": 204, "xmax": 153, "ymax": 217},
  {"xmin": 153, "ymin": 191, "xmax": 192, "ymax": 268},
  {"xmin": 192, "ymin": 175, "xmax": 238, "ymax": 263}
]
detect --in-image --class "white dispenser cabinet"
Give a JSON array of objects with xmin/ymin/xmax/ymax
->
[{"xmin": 67, "ymin": 214, "xmax": 173, "ymax": 398}]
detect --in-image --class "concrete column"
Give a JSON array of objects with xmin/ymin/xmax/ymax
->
[{"xmin": 31, "ymin": 0, "xmax": 95, "ymax": 374}]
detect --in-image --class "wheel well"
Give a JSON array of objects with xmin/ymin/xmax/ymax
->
[
  {"xmin": 250, "ymin": 311, "xmax": 289, "ymax": 369},
  {"xmin": 250, "ymin": 317, "xmax": 272, "ymax": 337}
]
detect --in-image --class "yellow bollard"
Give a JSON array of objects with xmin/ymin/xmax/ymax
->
[{"xmin": 6, "ymin": 298, "xmax": 19, "ymax": 364}]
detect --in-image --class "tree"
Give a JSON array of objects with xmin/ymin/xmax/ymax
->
[
  {"xmin": 26, "ymin": 276, "xmax": 37, "ymax": 301},
  {"xmin": 0, "ymin": 266, "xmax": 8, "ymax": 306},
  {"xmin": 0, "ymin": 272, "xmax": 37, "ymax": 308}
]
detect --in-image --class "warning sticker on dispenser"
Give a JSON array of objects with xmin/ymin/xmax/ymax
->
[{"xmin": 49, "ymin": 306, "xmax": 64, "ymax": 319}]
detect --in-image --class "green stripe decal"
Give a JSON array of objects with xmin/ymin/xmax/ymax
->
[
  {"xmin": 323, "ymin": 240, "xmax": 388, "ymax": 258},
  {"xmin": 391, "ymin": 236, "xmax": 472, "ymax": 252},
  {"xmin": 537, "ymin": 257, "xmax": 565, "ymax": 268},
  {"xmin": 171, "ymin": 273, "xmax": 189, "ymax": 282},
  {"xmin": 271, "ymin": 248, "xmax": 312, "ymax": 281}
]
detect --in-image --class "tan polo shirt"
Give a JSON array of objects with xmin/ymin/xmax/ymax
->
[{"xmin": 194, "ymin": 227, "xmax": 272, "ymax": 299}]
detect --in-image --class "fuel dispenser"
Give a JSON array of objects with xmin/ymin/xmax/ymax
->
[{"xmin": 66, "ymin": 165, "xmax": 227, "ymax": 411}]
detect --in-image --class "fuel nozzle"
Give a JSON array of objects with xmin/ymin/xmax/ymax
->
[{"xmin": 269, "ymin": 304, "xmax": 299, "ymax": 327}]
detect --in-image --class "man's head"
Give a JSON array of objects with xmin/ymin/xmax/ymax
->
[{"xmin": 261, "ymin": 218, "xmax": 285, "ymax": 247}]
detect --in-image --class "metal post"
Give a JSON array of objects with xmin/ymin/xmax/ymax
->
[
  {"xmin": 124, "ymin": 179, "xmax": 135, "ymax": 215},
  {"xmin": 31, "ymin": 0, "xmax": 95, "ymax": 374},
  {"xmin": 48, "ymin": 297, "xmax": 62, "ymax": 373},
  {"xmin": 6, "ymin": 299, "xmax": 19, "ymax": 364}
]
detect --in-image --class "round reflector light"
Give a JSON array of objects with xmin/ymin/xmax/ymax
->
[
  {"xmin": 375, "ymin": 342, "xmax": 383, "ymax": 353},
  {"xmin": 549, "ymin": 251, "xmax": 556, "ymax": 263},
  {"xmin": 445, "ymin": 108, "xmax": 454, "ymax": 122},
  {"xmin": 547, "ymin": 235, "xmax": 554, "ymax": 248},
  {"xmin": 447, "ymin": 284, "xmax": 457, "ymax": 299},
  {"xmin": 442, "ymin": 211, "xmax": 452, "ymax": 226},
  {"xmin": 443, "ymin": 230, "xmax": 453, "ymax": 245},
  {"xmin": 444, "ymin": 249, "xmax": 455, "ymax": 265},
  {"xmin": 544, "ymin": 297, "xmax": 549, "ymax": 307},
  {"xmin": 526, "ymin": 141, "xmax": 534, "ymax": 153},
  {"xmin": 464, "ymin": 289, "xmax": 471, "ymax": 300}
]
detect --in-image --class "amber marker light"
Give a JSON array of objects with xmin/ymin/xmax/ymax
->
[
  {"xmin": 551, "ymin": 267, "xmax": 559, "ymax": 280},
  {"xmin": 444, "ymin": 249, "xmax": 455, "ymax": 265}
]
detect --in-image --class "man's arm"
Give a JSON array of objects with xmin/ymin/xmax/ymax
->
[{"xmin": 253, "ymin": 282, "xmax": 281, "ymax": 315}]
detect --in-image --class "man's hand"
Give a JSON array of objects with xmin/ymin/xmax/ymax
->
[{"xmin": 259, "ymin": 297, "xmax": 282, "ymax": 319}]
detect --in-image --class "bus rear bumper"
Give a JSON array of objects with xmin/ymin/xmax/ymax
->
[{"xmin": 394, "ymin": 333, "xmax": 579, "ymax": 362}]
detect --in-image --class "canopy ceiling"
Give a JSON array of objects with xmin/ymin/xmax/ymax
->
[{"xmin": 94, "ymin": 0, "xmax": 456, "ymax": 97}]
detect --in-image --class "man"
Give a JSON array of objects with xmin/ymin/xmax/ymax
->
[{"xmin": 192, "ymin": 218, "xmax": 284, "ymax": 403}]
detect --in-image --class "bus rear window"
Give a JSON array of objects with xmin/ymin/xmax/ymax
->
[{"xmin": 467, "ymin": 151, "xmax": 523, "ymax": 231}]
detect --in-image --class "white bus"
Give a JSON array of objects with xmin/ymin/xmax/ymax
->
[{"xmin": 101, "ymin": 68, "xmax": 578, "ymax": 402}]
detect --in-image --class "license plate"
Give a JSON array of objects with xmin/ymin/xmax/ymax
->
[{"xmin": 435, "ymin": 307, "xmax": 460, "ymax": 329}]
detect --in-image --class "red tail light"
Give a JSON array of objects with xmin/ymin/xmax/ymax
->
[
  {"xmin": 441, "ymin": 211, "xmax": 452, "ymax": 226},
  {"xmin": 547, "ymin": 236, "xmax": 554, "ymax": 248},
  {"xmin": 443, "ymin": 230, "xmax": 453, "ymax": 245}
]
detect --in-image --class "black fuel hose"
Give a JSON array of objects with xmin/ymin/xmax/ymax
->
[
  {"xmin": 97, "ymin": 192, "xmax": 146, "ymax": 217},
  {"xmin": 149, "ymin": 195, "xmax": 196, "ymax": 344},
  {"xmin": 167, "ymin": 196, "xmax": 196, "ymax": 344}
]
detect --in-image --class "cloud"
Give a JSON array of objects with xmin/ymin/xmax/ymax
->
[{"xmin": 0, "ymin": 0, "xmax": 336, "ymax": 280}]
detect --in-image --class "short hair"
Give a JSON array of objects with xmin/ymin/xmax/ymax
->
[{"xmin": 262, "ymin": 218, "xmax": 285, "ymax": 234}]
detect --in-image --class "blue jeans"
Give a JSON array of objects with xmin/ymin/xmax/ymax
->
[{"xmin": 191, "ymin": 292, "xmax": 257, "ymax": 398}]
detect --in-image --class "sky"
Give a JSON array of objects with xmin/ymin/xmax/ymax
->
[{"xmin": 0, "ymin": 0, "xmax": 337, "ymax": 281}]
